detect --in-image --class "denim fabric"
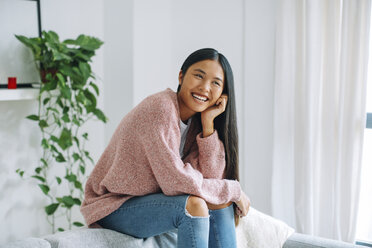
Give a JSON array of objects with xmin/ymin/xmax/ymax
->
[
  {"xmin": 209, "ymin": 204, "xmax": 237, "ymax": 248},
  {"xmin": 97, "ymin": 193, "xmax": 236, "ymax": 248}
]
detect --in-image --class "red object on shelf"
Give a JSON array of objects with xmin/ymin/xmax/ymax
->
[{"xmin": 8, "ymin": 77, "xmax": 17, "ymax": 89}]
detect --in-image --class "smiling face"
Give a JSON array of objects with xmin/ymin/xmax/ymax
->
[{"xmin": 177, "ymin": 59, "xmax": 225, "ymax": 122}]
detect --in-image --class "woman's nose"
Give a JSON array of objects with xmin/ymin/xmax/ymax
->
[{"xmin": 198, "ymin": 80, "xmax": 210, "ymax": 92}]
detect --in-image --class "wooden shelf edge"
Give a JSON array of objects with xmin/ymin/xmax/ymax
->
[{"xmin": 0, "ymin": 88, "xmax": 39, "ymax": 101}]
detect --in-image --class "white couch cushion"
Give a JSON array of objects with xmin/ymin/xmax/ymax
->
[
  {"xmin": 236, "ymin": 207, "xmax": 295, "ymax": 248},
  {"xmin": 43, "ymin": 228, "xmax": 176, "ymax": 248},
  {"xmin": 0, "ymin": 237, "xmax": 51, "ymax": 248}
]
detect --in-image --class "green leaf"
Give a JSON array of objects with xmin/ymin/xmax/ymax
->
[
  {"xmin": 76, "ymin": 92, "xmax": 87, "ymax": 105},
  {"xmin": 44, "ymin": 30, "xmax": 60, "ymax": 43},
  {"xmin": 38, "ymin": 120, "xmax": 48, "ymax": 129},
  {"xmin": 58, "ymin": 128, "xmax": 73, "ymax": 150},
  {"xmin": 56, "ymin": 176, "xmax": 62, "ymax": 184},
  {"xmin": 89, "ymin": 82, "xmax": 99, "ymax": 96},
  {"xmin": 74, "ymin": 35, "xmax": 103, "ymax": 51},
  {"xmin": 79, "ymin": 165, "xmax": 85, "ymax": 175},
  {"xmin": 65, "ymin": 174, "xmax": 77, "ymax": 183},
  {"xmin": 57, "ymin": 228, "xmax": 65, "ymax": 232},
  {"xmin": 45, "ymin": 203, "xmax": 59, "ymax": 215},
  {"xmin": 50, "ymin": 145, "xmax": 58, "ymax": 153},
  {"xmin": 62, "ymin": 106, "xmax": 70, "ymax": 114},
  {"xmin": 93, "ymin": 108, "xmax": 107, "ymax": 123},
  {"xmin": 35, "ymin": 167, "xmax": 42, "ymax": 174},
  {"xmin": 55, "ymin": 153, "xmax": 66, "ymax": 163},
  {"xmin": 41, "ymin": 139, "xmax": 50, "ymax": 149},
  {"xmin": 42, "ymin": 80, "xmax": 57, "ymax": 92},
  {"xmin": 73, "ymin": 137, "xmax": 80, "ymax": 147},
  {"xmin": 43, "ymin": 97, "xmax": 50, "ymax": 105},
  {"xmin": 15, "ymin": 35, "xmax": 41, "ymax": 55},
  {"xmin": 52, "ymin": 49, "xmax": 71, "ymax": 61},
  {"xmin": 40, "ymin": 158, "xmax": 48, "ymax": 167},
  {"xmin": 59, "ymin": 196, "xmax": 75, "ymax": 208},
  {"xmin": 72, "ymin": 117, "xmax": 80, "ymax": 127},
  {"xmin": 38, "ymin": 184, "xmax": 50, "ymax": 195},
  {"xmin": 50, "ymin": 135, "xmax": 59, "ymax": 143},
  {"xmin": 87, "ymin": 155, "xmax": 94, "ymax": 164},
  {"xmin": 56, "ymin": 98, "xmax": 63, "ymax": 108},
  {"xmin": 74, "ymin": 52, "xmax": 91, "ymax": 61},
  {"xmin": 79, "ymin": 62, "xmax": 91, "ymax": 82},
  {"xmin": 73, "ymin": 198, "xmax": 82, "ymax": 205},
  {"xmin": 83, "ymin": 89, "xmax": 96, "ymax": 108},
  {"xmin": 16, "ymin": 169, "xmax": 25, "ymax": 178},
  {"xmin": 72, "ymin": 153, "xmax": 80, "ymax": 162},
  {"xmin": 61, "ymin": 113, "xmax": 71, "ymax": 123},
  {"xmin": 59, "ymin": 65, "xmax": 76, "ymax": 80},
  {"xmin": 74, "ymin": 181, "xmax": 82, "ymax": 190},
  {"xmin": 61, "ymin": 87, "xmax": 71, "ymax": 100},
  {"xmin": 31, "ymin": 175, "xmax": 46, "ymax": 183},
  {"xmin": 26, "ymin": 115, "xmax": 39, "ymax": 121},
  {"xmin": 46, "ymin": 107, "xmax": 59, "ymax": 114},
  {"xmin": 82, "ymin": 133, "xmax": 88, "ymax": 140},
  {"xmin": 72, "ymin": 67, "xmax": 84, "ymax": 83},
  {"xmin": 73, "ymin": 222, "xmax": 84, "ymax": 227}
]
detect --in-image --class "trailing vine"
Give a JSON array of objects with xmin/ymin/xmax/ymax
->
[{"xmin": 15, "ymin": 30, "xmax": 106, "ymax": 232}]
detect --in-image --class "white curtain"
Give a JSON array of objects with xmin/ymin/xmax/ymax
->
[{"xmin": 272, "ymin": 0, "xmax": 371, "ymax": 242}]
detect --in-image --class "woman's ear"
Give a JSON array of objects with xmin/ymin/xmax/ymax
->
[{"xmin": 178, "ymin": 71, "xmax": 183, "ymax": 86}]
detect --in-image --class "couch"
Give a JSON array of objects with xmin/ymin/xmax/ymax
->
[
  {"xmin": 0, "ymin": 229, "xmax": 363, "ymax": 248},
  {"xmin": 1, "ymin": 207, "xmax": 363, "ymax": 248}
]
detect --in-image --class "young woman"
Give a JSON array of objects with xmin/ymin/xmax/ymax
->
[{"xmin": 81, "ymin": 48, "xmax": 251, "ymax": 248}]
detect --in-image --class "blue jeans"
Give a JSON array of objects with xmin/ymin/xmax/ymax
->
[{"xmin": 97, "ymin": 193, "xmax": 237, "ymax": 248}]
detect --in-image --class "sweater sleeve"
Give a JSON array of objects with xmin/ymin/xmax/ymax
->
[
  {"xmin": 141, "ymin": 115, "xmax": 241, "ymax": 205},
  {"xmin": 184, "ymin": 130, "xmax": 226, "ymax": 179}
]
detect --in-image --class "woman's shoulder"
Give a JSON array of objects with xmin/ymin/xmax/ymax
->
[
  {"xmin": 126, "ymin": 88, "xmax": 179, "ymax": 126},
  {"xmin": 144, "ymin": 88, "xmax": 176, "ymax": 104},
  {"xmin": 140, "ymin": 88, "xmax": 178, "ymax": 114}
]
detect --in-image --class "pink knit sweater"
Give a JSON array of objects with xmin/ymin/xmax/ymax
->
[{"xmin": 80, "ymin": 88, "xmax": 241, "ymax": 227}]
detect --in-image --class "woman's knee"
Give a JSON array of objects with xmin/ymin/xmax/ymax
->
[{"xmin": 186, "ymin": 196, "xmax": 209, "ymax": 217}]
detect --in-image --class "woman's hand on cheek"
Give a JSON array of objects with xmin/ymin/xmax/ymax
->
[
  {"xmin": 200, "ymin": 94, "xmax": 228, "ymax": 138},
  {"xmin": 201, "ymin": 94, "xmax": 228, "ymax": 124}
]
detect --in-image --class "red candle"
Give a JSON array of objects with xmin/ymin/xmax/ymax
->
[{"xmin": 8, "ymin": 77, "xmax": 17, "ymax": 89}]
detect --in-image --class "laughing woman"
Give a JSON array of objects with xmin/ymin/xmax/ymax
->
[{"xmin": 81, "ymin": 48, "xmax": 251, "ymax": 248}]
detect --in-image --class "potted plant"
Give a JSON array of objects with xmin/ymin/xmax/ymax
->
[{"xmin": 15, "ymin": 30, "xmax": 107, "ymax": 233}]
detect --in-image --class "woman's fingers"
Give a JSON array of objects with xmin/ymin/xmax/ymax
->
[{"xmin": 235, "ymin": 190, "xmax": 251, "ymax": 217}]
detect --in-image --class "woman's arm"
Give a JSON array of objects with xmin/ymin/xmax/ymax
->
[
  {"xmin": 141, "ymin": 116, "xmax": 241, "ymax": 205},
  {"xmin": 184, "ymin": 130, "xmax": 226, "ymax": 179}
]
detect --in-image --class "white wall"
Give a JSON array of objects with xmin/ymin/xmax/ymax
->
[
  {"xmin": 103, "ymin": 0, "xmax": 134, "ymax": 143},
  {"xmin": 0, "ymin": 0, "xmax": 105, "ymax": 244},
  {"xmin": 243, "ymin": 0, "xmax": 277, "ymax": 215}
]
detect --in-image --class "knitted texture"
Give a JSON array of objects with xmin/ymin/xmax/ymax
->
[{"xmin": 80, "ymin": 88, "xmax": 241, "ymax": 227}]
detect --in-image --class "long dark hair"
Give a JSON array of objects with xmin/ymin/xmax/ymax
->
[{"xmin": 177, "ymin": 48, "xmax": 239, "ymax": 184}]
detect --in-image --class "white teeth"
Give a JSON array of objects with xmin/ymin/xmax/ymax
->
[{"xmin": 192, "ymin": 93, "xmax": 207, "ymax": 102}]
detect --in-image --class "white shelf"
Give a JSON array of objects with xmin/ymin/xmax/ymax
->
[{"xmin": 0, "ymin": 88, "xmax": 39, "ymax": 101}]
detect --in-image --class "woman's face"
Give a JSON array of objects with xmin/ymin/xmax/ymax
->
[{"xmin": 178, "ymin": 59, "xmax": 225, "ymax": 119}]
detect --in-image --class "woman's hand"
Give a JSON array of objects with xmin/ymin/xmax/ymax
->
[
  {"xmin": 201, "ymin": 94, "xmax": 228, "ymax": 137},
  {"xmin": 235, "ymin": 190, "xmax": 250, "ymax": 217}
]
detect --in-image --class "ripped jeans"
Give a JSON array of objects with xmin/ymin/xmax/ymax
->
[{"xmin": 97, "ymin": 193, "xmax": 237, "ymax": 248}]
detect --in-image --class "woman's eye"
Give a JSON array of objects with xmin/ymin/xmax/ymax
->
[
  {"xmin": 194, "ymin": 74, "xmax": 203, "ymax": 79},
  {"xmin": 213, "ymin": 81, "xmax": 221, "ymax": 86}
]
